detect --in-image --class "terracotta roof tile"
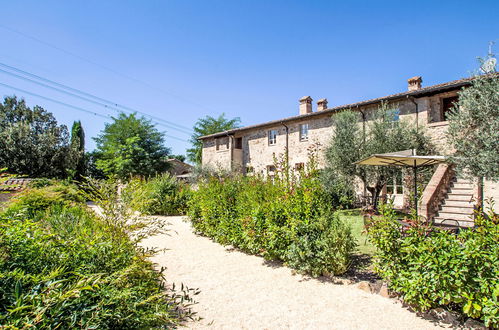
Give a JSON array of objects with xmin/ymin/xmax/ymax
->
[{"xmin": 199, "ymin": 75, "xmax": 495, "ymax": 140}]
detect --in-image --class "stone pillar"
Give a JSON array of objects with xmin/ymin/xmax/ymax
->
[
  {"xmin": 408, "ymin": 76, "xmax": 423, "ymax": 91},
  {"xmin": 299, "ymin": 96, "xmax": 313, "ymax": 115},
  {"xmin": 317, "ymin": 98, "xmax": 328, "ymax": 111}
]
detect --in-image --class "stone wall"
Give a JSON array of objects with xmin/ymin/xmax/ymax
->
[
  {"xmin": 483, "ymin": 179, "xmax": 499, "ymax": 213},
  {"xmin": 200, "ymin": 88, "xmax": 499, "ymax": 212},
  {"xmin": 235, "ymin": 114, "xmax": 333, "ymax": 176},
  {"xmin": 202, "ymin": 136, "xmax": 233, "ymax": 171}
]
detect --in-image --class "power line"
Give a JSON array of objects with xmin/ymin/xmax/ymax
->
[
  {"xmin": 0, "ymin": 23, "xmax": 216, "ymax": 113},
  {"xmin": 0, "ymin": 82, "xmax": 189, "ymax": 143},
  {"xmin": 0, "ymin": 62, "xmax": 193, "ymax": 134}
]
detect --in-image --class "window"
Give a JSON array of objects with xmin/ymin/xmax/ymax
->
[
  {"xmin": 235, "ymin": 137, "xmax": 243, "ymax": 149},
  {"xmin": 215, "ymin": 137, "xmax": 229, "ymax": 151},
  {"xmin": 268, "ymin": 130, "xmax": 277, "ymax": 145},
  {"xmin": 295, "ymin": 162, "xmax": 304, "ymax": 170},
  {"xmin": 267, "ymin": 165, "xmax": 276, "ymax": 173},
  {"xmin": 388, "ymin": 109, "xmax": 400, "ymax": 128},
  {"xmin": 245, "ymin": 165, "xmax": 254, "ymax": 174},
  {"xmin": 393, "ymin": 109, "xmax": 400, "ymax": 122},
  {"xmin": 386, "ymin": 173, "xmax": 403, "ymax": 195},
  {"xmin": 299, "ymin": 124, "xmax": 309, "ymax": 141},
  {"xmin": 441, "ymin": 96, "xmax": 459, "ymax": 121}
]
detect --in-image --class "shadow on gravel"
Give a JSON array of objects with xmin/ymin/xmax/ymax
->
[
  {"xmin": 341, "ymin": 253, "xmax": 380, "ymax": 283},
  {"xmin": 260, "ymin": 253, "xmax": 380, "ymax": 285}
]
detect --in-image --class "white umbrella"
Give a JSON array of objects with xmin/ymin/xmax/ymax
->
[{"xmin": 355, "ymin": 149, "xmax": 446, "ymax": 218}]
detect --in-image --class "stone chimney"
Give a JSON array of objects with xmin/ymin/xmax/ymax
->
[
  {"xmin": 317, "ymin": 98, "xmax": 328, "ymax": 111},
  {"xmin": 299, "ymin": 96, "xmax": 313, "ymax": 115},
  {"xmin": 408, "ymin": 76, "xmax": 423, "ymax": 91}
]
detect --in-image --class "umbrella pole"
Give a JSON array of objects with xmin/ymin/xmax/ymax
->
[{"xmin": 413, "ymin": 162, "xmax": 418, "ymax": 220}]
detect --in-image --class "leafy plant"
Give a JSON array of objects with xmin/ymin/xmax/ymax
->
[
  {"xmin": 0, "ymin": 181, "xmax": 197, "ymax": 328},
  {"xmin": 4, "ymin": 182, "xmax": 85, "ymax": 218},
  {"xmin": 188, "ymin": 161, "xmax": 356, "ymax": 276},
  {"xmin": 123, "ymin": 173, "xmax": 191, "ymax": 216},
  {"xmin": 367, "ymin": 203, "xmax": 499, "ymax": 327}
]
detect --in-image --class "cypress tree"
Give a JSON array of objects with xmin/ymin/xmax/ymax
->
[{"xmin": 70, "ymin": 120, "xmax": 86, "ymax": 179}]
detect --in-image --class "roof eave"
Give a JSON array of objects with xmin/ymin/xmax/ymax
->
[{"xmin": 198, "ymin": 77, "xmax": 479, "ymax": 140}]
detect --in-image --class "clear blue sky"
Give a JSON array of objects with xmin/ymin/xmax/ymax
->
[{"xmin": 0, "ymin": 0, "xmax": 497, "ymax": 156}]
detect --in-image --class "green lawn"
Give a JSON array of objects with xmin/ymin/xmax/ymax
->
[{"xmin": 336, "ymin": 209, "xmax": 376, "ymax": 255}]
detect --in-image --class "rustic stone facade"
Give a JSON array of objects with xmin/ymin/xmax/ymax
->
[{"xmin": 200, "ymin": 76, "xmax": 498, "ymax": 211}]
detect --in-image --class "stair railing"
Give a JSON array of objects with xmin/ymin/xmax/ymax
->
[{"xmin": 419, "ymin": 163, "xmax": 455, "ymax": 223}]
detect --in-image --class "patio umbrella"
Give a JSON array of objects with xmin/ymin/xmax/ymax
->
[{"xmin": 355, "ymin": 149, "xmax": 446, "ymax": 218}]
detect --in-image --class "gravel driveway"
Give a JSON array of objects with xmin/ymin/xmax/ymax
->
[{"xmin": 143, "ymin": 216, "xmax": 447, "ymax": 329}]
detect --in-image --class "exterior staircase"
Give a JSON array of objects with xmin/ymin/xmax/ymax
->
[
  {"xmin": 420, "ymin": 164, "xmax": 477, "ymax": 228},
  {"xmin": 433, "ymin": 176, "xmax": 475, "ymax": 227}
]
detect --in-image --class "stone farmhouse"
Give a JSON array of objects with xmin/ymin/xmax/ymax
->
[{"xmin": 199, "ymin": 76, "xmax": 498, "ymax": 226}]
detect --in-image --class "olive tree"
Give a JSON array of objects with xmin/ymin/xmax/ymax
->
[
  {"xmin": 323, "ymin": 102, "xmax": 434, "ymax": 210},
  {"xmin": 446, "ymin": 75, "xmax": 499, "ymax": 181}
]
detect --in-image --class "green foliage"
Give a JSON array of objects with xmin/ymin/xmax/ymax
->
[
  {"xmin": 285, "ymin": 213, "xmax": 354, "ymax": 276},
  {"xmin": 93, "ymin": 113, "xmax": 171, "ymax": 179},
  {"xmin": 0, "ymin": 96, "xmax": 71, "ymax": 178},
  {"xmin": 4, "ymin": 182, "xmax": 85, "ymax": 218},
  {"xmin": 123, "ymin": 173, "xmax": 191, "ymax": 216},
  {"xmin": 0, "ymin": 182, "xmax": 196, "ymax": 328},
  {"xmin": 323, "ymin": 103, "xmax": 434, "ymax": 209},
  {"xmin": 188, "ymin": 166, "xmax": 356, "ymax": 276},
  {"xmin": 367, "ymin": 203, "xmax": 499, "ymax": 327},
  {"xmin": 170, "ymin": 154, "xmax": 187, "ymax": 162},
  {"xmin": 447, "ymin": 75, "xmax": 499, "ymax": 181},
  {"xmin": 69, "ymin": 120, "xmax": 86, "ymax": 180},
  {"xmin": 187, "ymin": 113, "xmax": 241, "ymax": 164},
  {"xmin": 319, "ymin": 169, "xmax": 355, "ymax": 209}
]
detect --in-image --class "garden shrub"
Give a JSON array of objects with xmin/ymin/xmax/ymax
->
[
  {"xmin": 123, "ymin": 173, "xmax": 191, "ymax": 216},
  {"xmin": 188, "ymin": 165, "xmax": 356, "ymax": 276},
  {"xmin": 367, "ymin": 203, "xmax": 499, "ymax": 328},
  {"xmin": 286, "ymin": 213, "xmax": 355, "ymax": 276},
  {"xmin": 4, "ymin": 182, "xmax": 85, "ymax": 217},
  {"xmin": 0, "ymin": 183, "xmax": 196, "ymax": 328}
]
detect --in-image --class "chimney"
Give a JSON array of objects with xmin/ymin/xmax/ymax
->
[
  {"xmin": 299, "ymin": 96, "xmax": 313, "ymax": 115},
  {"xmin": 317, "ymin": 98, "xmax": 328, "ymax": 111},
  {"xmin": 407, "ymin": 76, "xmax": 422, "ymax": 91}
]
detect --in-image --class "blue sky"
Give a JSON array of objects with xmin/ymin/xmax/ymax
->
[{"xmin": 0, "ymin": 0, "xmax": 497, "ymax": 156}]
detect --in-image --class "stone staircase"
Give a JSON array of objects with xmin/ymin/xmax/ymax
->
[{"xmin": 433, "ymin": 176, "xmax": 475, "ymax": 227}]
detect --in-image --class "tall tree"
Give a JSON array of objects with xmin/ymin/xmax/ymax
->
[
  {"xmin": 0, "ymin": 96, "xmax": 70, "ymax": 177},
  {"xmin": 324, "ymin": 103, "xmax": 434, "ymax": 210},
  {"xmin": 93, "ymin": 113, "xmax": 170, "ymax": 179},
  {"xmin": 187, "ymin": 113, "xmax": 241, "ymax": 164},
  {"xmin": 69, "ymin": 120, "xmax": 86, "ymax": 179},
  {"xmin": 447, "ymin": 75, "xmax": 499, "ymax": 181}
]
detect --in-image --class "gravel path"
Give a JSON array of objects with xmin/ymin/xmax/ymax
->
[{"xmin": 143, "ymin": 216, "xmax": 447, "ymax": 330}]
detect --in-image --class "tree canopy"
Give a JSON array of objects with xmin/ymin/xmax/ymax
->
[
  {"xmin": 447, "ymin": 75, "xmax": 499, "ymax": 181},
  {"xmin": 0, "ymin": 96, "xmax": 70, "ymax": 177},
  {"xmin": 187, "ymin": 113, "xmax": 241, "ymax": 164},
  {"xmin": 93, "ymin": 113, "xmax": 171, "ymax": 179},
  {"xmin": 323, "ymin": 103, "xmax": 434, "ymax": 209}
]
